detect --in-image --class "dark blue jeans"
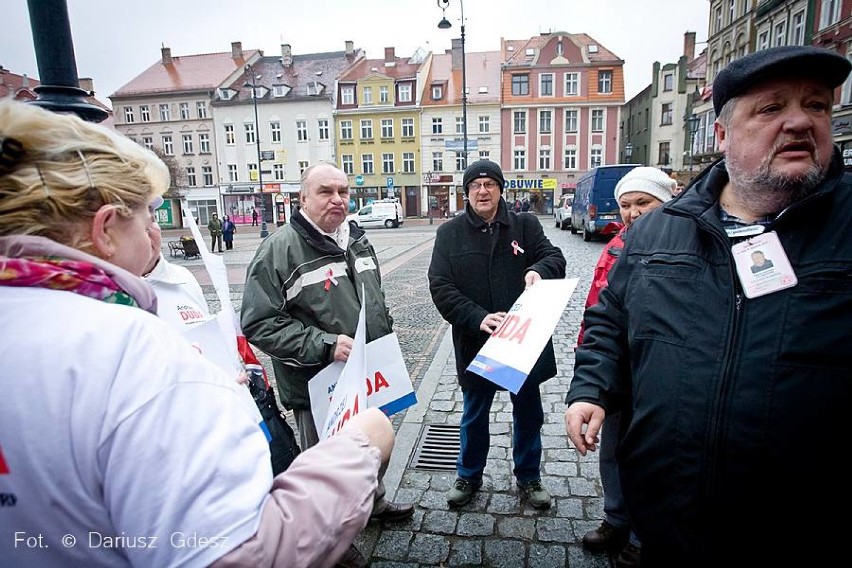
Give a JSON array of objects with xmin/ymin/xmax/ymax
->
[{"xmin": 457, "ymin": 379, "xmax": 544, "ymax": 483}]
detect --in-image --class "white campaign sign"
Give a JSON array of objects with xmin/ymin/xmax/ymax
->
[
  {"xmin": 467, "ymin": 278, "xmax": 578, "ymax": 394},
  {"xmin": 309, "ymin": 332, "xmax": 416, "ymax": 437}
]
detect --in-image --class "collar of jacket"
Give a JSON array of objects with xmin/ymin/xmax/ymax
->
[
  {"xmin": 664, "ymin": 146, "xmax": 844, "ymax": 224},
  {"xmin": 463, "ymin": 197, "xmax": 511, "ymax": 231},
  {"xmin": 291, "ymin": 208, "xmax": 366, "ymax": 254}
]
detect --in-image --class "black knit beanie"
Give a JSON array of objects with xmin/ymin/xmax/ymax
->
[{"xmin": 462, "ymin": 159, "xmax": 505, "ymax": 195}]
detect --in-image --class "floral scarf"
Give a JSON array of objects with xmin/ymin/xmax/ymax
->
[{"xmin": 0, "ymin": 256, "xmax": 138, "ymax": 307}]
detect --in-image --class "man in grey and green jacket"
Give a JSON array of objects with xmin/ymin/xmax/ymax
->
[{"xmin": 241, "ymin": 162, "xmax": 413, "ymax": 567}]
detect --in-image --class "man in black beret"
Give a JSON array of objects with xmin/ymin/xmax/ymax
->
[
  {"xmin": 566, "ymin": 45, "xmax": 852, "ymax": 566},
  {"xmin": 428, "ymin": 159, "xmax": 566, "ymax": 510}
]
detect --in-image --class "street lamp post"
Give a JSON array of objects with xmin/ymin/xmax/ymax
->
[
  {"xmin": 437, "ymin": 0, "xmax": 468, "ymax": 171},
  {"xmin": 425, "ymin": 171, "xmax": 434, "ymax": 225},
  {"xmin": 624, "ymin": 142, "xmax": 633, "ymax": 163},
  {"xmin": 245, "ymin": 63, "xmax": 269, "ymax": 238},
  {"xmin": 686, "ymin": 115, "xmax": 701, "ymax": 179}
]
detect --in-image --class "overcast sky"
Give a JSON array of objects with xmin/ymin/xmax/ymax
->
[{"xmin": 3, "ymin": 0, "xmax": 709, "ymax": 108}]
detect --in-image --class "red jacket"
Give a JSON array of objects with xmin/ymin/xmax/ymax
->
[{"xmin": 576, "ymin": 223, "xmax": 625, "ymax": 347}]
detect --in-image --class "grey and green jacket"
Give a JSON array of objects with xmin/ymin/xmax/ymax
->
[{"xmin": 241, "ymin": 209, "xmax": 393, "ymax": 410}]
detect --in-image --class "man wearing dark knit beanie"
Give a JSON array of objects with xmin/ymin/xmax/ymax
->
[{"xmin": 428, "ymin": 160, "xmax": 566, "ymax": 510}]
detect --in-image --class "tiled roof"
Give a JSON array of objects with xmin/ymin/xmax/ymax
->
[
  {"xmin": 422, "ymin": 50, "xmax": 502, "ymax": 106},
  {"xmin": 337, "ymin": 53, "xmax": 421, "ymax": 82},
  {"xmin": 111, "ymin": 49, "xmax": 260, "ymax": 98},
  {"xmin": 0, "ymin": 66, "xmax": 112, "ymax": 114},
  {"xmin": 502, "ymin": 32, "xmax": 621, "ymax": 66}
]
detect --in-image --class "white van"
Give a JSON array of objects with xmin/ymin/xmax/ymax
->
[{"xmin": 348, "ymin": 199, "xmax": 404, "ymax": 229}]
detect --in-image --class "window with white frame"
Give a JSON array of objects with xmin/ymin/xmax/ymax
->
[
  {"xmin": 431, "ymin": 85, "xmax": 443, "ymax": 100},
  {"xmin": 714, "ymin": 4, "xmax": 722, "ymax": 32},
  {"xmin": 341, "ymin": 86, "xmax": 355, "ymax": 105},
  {"xmin": 663, "ymin": 73, "xmax": 674, "ymax": 91},
  {"xmin": 514, "ymin": 111, "xmax": 526, "ymax": 134},
  {"xmin": 296, "ymin": 120, "xmax": 308, "ymax": 142},
  {"xmin": 774, "ymin": 21, "xmax": 787, "ymax": 46},
  {"xmin": 142, "ymin": 136, "xmax": 153, "ymax": 150},
  {"xmin": 564, "ymin": 146, "xmax": 577, "ymax": 169},
  {"xmin": 124, "ymin": 107, "xmax": 134, "ymax": 123},
  {"xmin": 705, "ymin": 111, "xmax": 716, "ymax": 150},
  {"xmin": 598, "ymin": 70, "xmax": 612, "ymax": 94},
  {"xmin": 360, "ymin": 119, "xmax": 373, "ymax": 139},
  {"xmin": 140, "ymin": 105, "xmax": 150, "ymax": 122},
  {"xmin": 539, "ymin": 148, "xmax": 551, "ymax": 170},
  {"xmin": 186, "ymin": 167, "xmax": 196, "ymax": 187},
  {"xmin": 247, "ymin": 163, "xmax": 258, "ymax": 181},
  {"xmin": 179, "ymin": 102, "xmax": 190, "ymax": 120},
  {"xmin": 273, "ymin": 85, "xmax": 288, "ymax": 98},
  {"xmin": 564, "ymin": 72, "xmax": 579, "ymax": 96},
  {"xmin": 478, "ymin": 150, "xmax": 490, "ymax": 161},
  {"xmin": 270, "ymin": 121, "xmax": 281, "ymax": 143},
  {"xmin": 202, "ymin": 166, "xmax": 213, "ymax": 186},
  {"xmin": 161, "ymin": 135, "xmax": 173, "ymax": 155},
  {"xmin": 341, "ymin": 155, "xmax": 354, "ymax": 174},
  {"xmin": 565, "ymin": 109, "xmax": 578, "ymax": 133},
  {"xmin": 842, "ymin": 52, "xmax": 852, "ymax": 105},
  {"xmin": 658, "ymin": 141, "xmax": 670, "ymax": 166},
  {"xmin": 340, "ymin": 120, "xmax": 353, "ymax": 140},
  {"xmin": 432, "ymin": 151, "xmax": 443, "ymax": 172},
  {"xmin": 199, "ymin": 132, "xmax": 210, "ymax": 153},
  {"xmin": 363, "ymin": 87, "xmax": 373, "ymax": 104},
  {"xmin": 196, "ymin": 101, "xmax": 207, "ymax": 119},
  {"xmin": 456, "ymin": 117, "xmax": 464, "ymax": 135},
  {"xmin": 402, "ymin": 152, "xmax": 415, "ymax": 173},
  {"xmin": 381, "ymin": 118, "xmax": 393, "ymax": 139},
  {"xmin": 513, "ymin": 149, "xmax": 526, "ymax": 170},
  {"xmin": 273, "ymin": 163, "xmax": 284, "ymax": 180},
  {"xmin": 380, "ymin": 86, "xmax": 389, "ymax": 103},
  {"xmin": 382, "ymin": 153, "xmax": 394, "ymax": 174},
  {"xmin": 224, "ymin": 124, "xmax": 235, "ymax": 145},
  {"xmin": 512, "ymin": 74, "xmax": 530, "ymax": 96},
  {"xmin": 361, "ymin": 154, "xmax": 374, "ymax": 174},
  {"xmin": 820, "ymin": 0, "xmax": 841, "ymax": 29},
  {"xmin": 661, "ymin": 103, "xmax": 673, "ymax": 125},
  {"xmin": 540, "ymin": 73, "xmax": 554, "ymax": 96},
  {"xmin": 182, "ymin": 134, "xmax": 193, "ymax": 154},
  {"xmin": 398, "ymin": 83, "xmax": 412, "ymax": 102},
  {"xmin": 298, "ymin": 161, "xmax": 309, "ymax": 175},
  {"xmin": 228, "ymin": 164, "xmax": 238, "ymax": 182},
  {"xmin": 591, "ymin": 109, "xmax": 604, "ymax": 132},
  {"xmin": 455, "ymin": 153, "xmax": 465, "ymax": 171},
  {"xmin": 729, "ymin": 0, "xmax": 736, "ymax": 24},
  {"xmin": 432, "ymin": 117, "xmax": 443, "ymax": 135},
  {"xmin": 402, "ymin": 118, "xmax": 414, "ymax": 137},
  {"xmin": 758, "ymin": 31, "xmax": 769, "ymax": 51},
  {"xmin": 245, "ymin": 123, "xmax": 256, "ymax": 144},
  {"xmin": 479, "ymin": 116, "xmax": 490, "ymax": 133},
  {"xmin": 539, "ymin": 110, "xmax": 552, "ymax": 134},
  {"xmin": 792, "ymin": 11, "xmax": 805, "ymax": 45},
  {"xmin": 318, "ymin": 119, "xmax": 330, "ymax": 141},
  {"xmin": 590, "ymin": 146, "xmax": 603, "ymax": 168},
  {"xmin": 159, "ymin": 104, "xmax": 170, "ymax": 121}
]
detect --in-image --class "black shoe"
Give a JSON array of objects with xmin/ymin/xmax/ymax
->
[
  {"xmin": 369, "ymin": 500, "xmax": 415, "ymax": 522},
  {"xmin": 582, "ymin": 520, "xmax": 629, "ymax": 553},
  {"xmin": 335, "ymin": 543, "xmax": 368, "ymax": 568},
  {"xmin": 615, "ymin": 543, "xmax": 641, "ymax": 568}
]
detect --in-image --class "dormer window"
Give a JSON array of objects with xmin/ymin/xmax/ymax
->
[
  {"xmin": 307, "ymin": 82, "xmax": 325, "ymax": 96},
  {"xmin": 218, "ymin": 88, "xmax": 234, "ymax": 100},
  {"xmin": 588, "ymin": 44, "xmax": 599, "ymax": 53},
  {"xmin": 273, "ymin": 85, "xmax": 290, "ymax": 98},
  {"xmin": 431, "ymin": 84, "xmax": 443, "ymax": 100}
]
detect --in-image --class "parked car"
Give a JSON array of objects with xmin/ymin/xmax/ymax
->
[
  {"xmin": 347, "ymin": 199, "xmax": 404, "ymax": 228},
  {"xmin": 572, "ymin": 164, "xmax": 639, "ymax": 241},
  {"xmin": 554, "ymin": 194, "xmax": 573, "ymax": 230}
]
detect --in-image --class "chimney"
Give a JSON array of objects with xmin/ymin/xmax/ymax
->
[
  {"xmin": 21, "ymin": 73, "xmax": 30, "ymax": 88},
  {"xmin": 281, "ymin": 43, "xmax": 292, "ymax": 67},
  {"xmin": 451, "ymin": 38, "xmax": 463, "ymax": 70},
  {"xmin": 161, "ymin": 46, "xmax": 172, "ymax": 65},
  {"xmin": 684, "ymin": 31, "xmax": 696, "ymax": 61},
  {"xmin": 345, "ymin": 40, "xmax": 354, "ymax": 57},
  {"xmin": 231, "ymin": 41, "xmax": 243, "ymax": 59},
  {"xmin": 384, "ymin": 47, "xmax": 395, "ymax": 63},
  {"xmin": 78, "ymin": 77, "xmax": 94, "ymax": 93}
]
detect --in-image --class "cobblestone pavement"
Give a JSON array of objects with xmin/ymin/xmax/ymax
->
[{"xmin": 169, "ymin": 216, "xmax": 614, "ymax": 567}]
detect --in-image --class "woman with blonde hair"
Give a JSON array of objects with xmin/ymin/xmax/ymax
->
[{"xmin": 0, "ymin": 99, "xmax": 394, "ymax": 568}]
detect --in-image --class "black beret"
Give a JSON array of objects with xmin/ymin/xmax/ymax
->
[
  {"xmin": 712, "ymin": 46, "xmax": 851, "ymax": 115},
  {"xmin": 462, "ymin": 159, "xmax": 505, "ymax": 195}
]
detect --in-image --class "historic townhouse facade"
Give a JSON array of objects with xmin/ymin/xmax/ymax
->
[
  {"xmin": 211, "ymin": 42, "xmax": 362, "ymax": 225},
  {"xmin": 500, "ymin": 32, "xmax": 626, "ymax": 214},
  {"xmin": 420, "ymin": 41, "xmax": 502, "ymax": 216},
  {"xmin": 334, "ymin": 47, "xmax": 425, "ymax": 214},
  {"xmin": 812, "ymin": 0, "xmax": 852, "ymax": 163}
]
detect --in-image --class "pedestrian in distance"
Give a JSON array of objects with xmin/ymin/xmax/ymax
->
[
  {"xmin": 0, "ymin": 98, "xmax": 396, "ymax": 568},
  {"xmin": 241, "ymin": 161, "xmax": 415, "ymax": 568},
  {"xmin": 576, "ymin": 166, "xmax": 676, "ymax": 568},
  {"xmin": 428, "ymin": 159, "xmax": 566, "ymax": 510},
  {"xmin": 564, "ymin": 45, "xmax": 852, "ymax": 567},
  {"xmin": 252, "ymin": 206, "xmax": 259, "ymax": 226},
  {"xmin": 207, "ymin": 212, "xmax": 223, "ymax": 252},
  {"xmin": 222, "ymin": 213, "xmax": 236, "ymax": 250}
]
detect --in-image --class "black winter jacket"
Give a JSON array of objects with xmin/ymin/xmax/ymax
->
[
  {"xmin": 567, "ymin": 152, "xmax": 852, "ymax": 566},
  {"xmin": 428, "ymin": 199, "xmax": 566, "ymax": 389}
]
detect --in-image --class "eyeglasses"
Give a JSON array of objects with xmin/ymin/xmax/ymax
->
[{"xmin": 467, "ymin": 180, "xmax": 499, "ymax": 191}]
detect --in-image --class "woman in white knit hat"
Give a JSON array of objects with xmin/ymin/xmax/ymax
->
[{"xmin": 576, "ymin": 166, "xmax": 675, "ymax": 568}]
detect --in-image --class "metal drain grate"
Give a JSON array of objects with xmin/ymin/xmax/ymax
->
[{"xmin": 410, "ymin": 424, "xmax": 460, "ymax": 471}]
